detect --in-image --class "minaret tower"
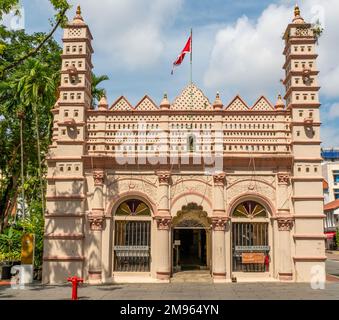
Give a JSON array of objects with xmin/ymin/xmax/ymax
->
[
  {"xmin": 43, "ymin": 6, "xmax": 93, "ymax": 283},
  {"xmin": 283, "ymin": 5, "xmax": 325, "ymax": 282}
]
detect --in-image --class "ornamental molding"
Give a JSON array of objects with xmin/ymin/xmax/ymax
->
[
  {"xmin": 213, "ymin": 172, "xmax": 226, "ymax": 185},
  {"xmin": 88, "ymin": 214, "xmax": 104, "ymax": 231},
  {"xmin": 277, "ymin": 218, "xmax": 294, "ymax": 231},
  {"xmin": 155, "ymin": 217, "xmax": 171, "ymax": 230},
  {"xmin": 211, "ymin": 217, "xmax": 229, "ymax": 231},
  {"xmin": 173, "ymin": 203, "xmax": 210, "ymax": 228},
  {"xmin": 156, "ymin": 171, "xmax": 171, "ymax": 184},
  {"xmin": 93, "ymin": 170, "xmax": 105, "ymax": 186},
  {"xmin": 278, "ymin": 173, "xmax": 290, "ymax": 185}
]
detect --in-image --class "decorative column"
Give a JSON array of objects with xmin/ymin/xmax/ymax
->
[
  {"xmin": 156, "ymin": 171, "xmax": 171, "ymax": 215},
  {"xmin": 88, "ymin": 169, "xmax": 105, "ymax": 282},
  {"xmin": 212, "ymin": 217, "xmax": 228, "ymax": 281},
  {"xmin": 155, "ymin": 218, "xmax": 172, "ymax": 280},
  {"xmin": 277, "ymin": 218, "xmax": 294, "ymax": 280},
  {"xmin": 213, "ymin": 172, "xmax": 226, "ymax": 215},
  {"xmin": 277, "ymin": 173, "xmax": 290, "ymax": 214}
]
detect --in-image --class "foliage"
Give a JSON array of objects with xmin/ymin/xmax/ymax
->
[
  {"xmin": 0, "ymin": 202, "xmax": 44, "ymax": 267},
  {"xmin": 91, "ymin": 72, "xmax": 109, "ymax": 107},
  {"xmin": 0, "ymin": 226, "xmax": 22, "ymax": 262},
  {"xmin": 312, "ymin": 19, "xmax": 324, "ymax": 44},
  {"xmin": 0, "ymin": 30, "xmax": 62, "ymax": 232},
  {"xmin": 0, "ymin": 1, "xmax": 109, "ymax": 270}
]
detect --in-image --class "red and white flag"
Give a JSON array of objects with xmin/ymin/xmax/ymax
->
[{"xmin": 171, "ymin": 35, "xmax": 192, "ymax": 75}]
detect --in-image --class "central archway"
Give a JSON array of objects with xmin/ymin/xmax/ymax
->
[{"xmin": 172, "ymin": 203, "xmax": 211, "ymax": 273}]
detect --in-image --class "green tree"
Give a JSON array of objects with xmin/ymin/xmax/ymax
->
[
  {"xmin": 0, "ymin": 35, "xmax": 61, "ymax": 232},
  {"xmin": 91, "ymin": 72, "xmax": 109, "ymax": 107}
]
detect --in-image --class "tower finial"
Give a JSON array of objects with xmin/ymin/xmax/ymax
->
[
  {"xmin": 292, "ymin": 3, "xmax": 304, "ymax": 24},
  {"xmin": 294, "ymin": 4, "xmax": 300, "ymax": 17},
  {"xmin": 72, "ymin": 4, "xmax": 85, "ymax": 25},
  {"xmin": 76, "ymin": 5, "xmax": 81, "ymax": 16}
]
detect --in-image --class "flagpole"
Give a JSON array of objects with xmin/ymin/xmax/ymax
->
[
  {"xmin": 190, "ymin": 28, "xmax": 193, "ymax": 86},
  {"xmin": 190, "ymin": 28, "xmax": 193, "ymax": 118}
]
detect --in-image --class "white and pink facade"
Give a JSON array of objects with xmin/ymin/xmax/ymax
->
[{"xmin": 42, "ymin": 6, "xmax": 326, "ymax": 284}]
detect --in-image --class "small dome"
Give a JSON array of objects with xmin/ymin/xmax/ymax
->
[
  {"xmin": 71, "ymin": 5, "xmax": 85, "ymax": 25},
  {"xmin": 98, "ymin": 96, "xmax": 108, "ymax": 110},
  {"xmin": 292, "ymin": 4, "xmax": 305, "ymax": 24},
  {"xmin": 160, "ymin": 92, "xmax": 170, "ymax": 109},
  {"xmin": 275, "ymin": 94, "xmax": 285, "ymax": 110},
  {"xmin": 213, "ymin": 92, "xmax": 223, "ymax": 109}
]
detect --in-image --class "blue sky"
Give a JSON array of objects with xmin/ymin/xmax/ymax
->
[{"xmin": 9, "ymin": 0, "xmax": 339, "ymax": 147}]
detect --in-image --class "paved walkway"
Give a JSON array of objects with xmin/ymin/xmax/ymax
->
[
  {"xmin": 327, "ymin": 250, "xmax": 339, "ymax": 261},
  {"xmin": 0, "ymin": 282, "xmax": 338, "ymax": 300}
]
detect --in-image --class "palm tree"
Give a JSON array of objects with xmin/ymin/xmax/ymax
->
[
  {"xmin": 91, "ymin": 72, "xmax": 109, "ymax": 107},
  {"xmin": 15, "ymin": 59, "xmax": 57, "ymax": 214}
]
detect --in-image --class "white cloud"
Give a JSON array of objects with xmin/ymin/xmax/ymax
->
[
  {"xmin": 203, "ymin": 0, "xmax": 339, "ymax": 103},
  {"xmin": 68, "ymin": 0, "xmax": 183, "ymax": 70},
  {"xmin": 203, "ymin": 4, "xmax": 290, "ymax": 103}
]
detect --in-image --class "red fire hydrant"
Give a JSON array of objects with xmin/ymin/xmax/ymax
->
[{"xmin": 67, "ymin": 276, "xmax": 83, "ymax": 300}]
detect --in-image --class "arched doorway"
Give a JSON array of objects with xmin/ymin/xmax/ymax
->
[
  {"xmin": 113, "ymin": 199, "xmax": 152, "ymax": 272},
  {"xmin": 231, "ymin": 200, "xmax": 270, "ymax": 274},
  {"xmin": 172, "ymin": 203, "xmax": 211, "ymax": 272}
]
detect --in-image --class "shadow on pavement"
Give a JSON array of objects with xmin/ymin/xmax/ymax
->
[{"xmin": 95, "ymin": 286, "xmax": 123, "ymax": 291}]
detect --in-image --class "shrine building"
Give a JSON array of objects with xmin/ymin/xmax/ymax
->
[{"xmin": 42, "ymin": 5, "xmax": 326, "ymax": 284}]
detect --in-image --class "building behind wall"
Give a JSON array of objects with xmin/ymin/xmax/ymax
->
[
  {"xmin": 42, "ymin": 5, "xmax": 326, "ymax": 284},
  {"xmin": 322, "ymin": 148, "xmax": 339, "ymax": 202}
]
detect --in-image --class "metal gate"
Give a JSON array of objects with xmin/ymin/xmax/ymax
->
[
  {"xmin": 232, "ymin": 222, "xmax": 269, "ymax": 272},
  {"xmin": 114, "ymin": 221, "xmax": 151, "ymax": 272}
]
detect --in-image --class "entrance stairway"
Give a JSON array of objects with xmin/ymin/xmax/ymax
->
[{"xmin": 171, "ymin": 270, "xmax": 212, "ymax": 283}]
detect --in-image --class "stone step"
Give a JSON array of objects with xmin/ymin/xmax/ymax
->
[{"xmin": 171, "ymin": 271, "xmax": 212, "ymax": 283}]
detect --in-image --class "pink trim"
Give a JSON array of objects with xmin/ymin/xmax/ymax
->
[
  {"xmin": 111, "ymin": 177, "xmax": 157, "ymax": 187},
  {"xmin": 291, "ymin": 177, "xmax": 323, "ymax": 182},
  {"xmin": 46, "ymin": 195, "xmax": 85, "ymax": 201},
  {"xmin": 292, "ymin": 214, "xmax": 326, "ymax": 219},
  {"xmin": 134, "ymin": 95, "xmax": 159, "ymax": 110},
  {"xmin": 293, "ymin": 158, "xmax": 323, "ymax": 162},
  {"xmin": 46, "ymin": 156, "xmax": 82, "ymax": 161},
  {"xmin": 44, "ymin": 233, "xmax": 84, "ymax": 240},
  {"xmin": 251, "ymin": 96, "xmax": 274, "ymax": 110},
  {"xmin": 226, "ymin": 178, "xmax": 274, "ymax": 190},
  {"xmin": 293, "ymin": 256, "xmax": 327, "ymax": 262},
  {"xmin": 43, "ymin": 256, "xmax": 84, "ymax": 261},
  {"xmin": 156, "ymin": 271, "xmax": 170, "ymax": 280},
  {"xmin": 171, "ymin": 178, "xmax": 212, "ymax": 187},
  {"xmin": 170, "ymin": 191, "xmax": 213, "ymax": 209},
  {"xmin": 278, "ymin": 273, "xmax": 293, "ymax": 281},
  {"xmin": 47, "ymin": 176, "xmax": 85, "ymax": 181},
  {"xmin": 293, "ymin": 234, "xmax": 326, "ymax": 240},
  {"xmin": 57, "ymin": 140, "xmax": 85, "ymax": 145},
  {"xmin": 292, "ymin": 140, "xmax": 322, "ymax": 145},
  {"xmin": 224, "ymin": 95, "xmax": 249, "ymax": 110},
  {"xmin": 45, "ymin": 213, "xmax": 85, "ymax": 218},
  {"xmin": 292, "ymin": 196, "xmax": 324, "ymax": 201},
  {"xmin": 227, "ymin": 192, "xmax": 275, "ymax": 217},
  {"xmin": 107, "ymin": 191, "xmax": 157, "ymax": 217},
  {"xmin": 110, "ymin": 96, "xmax": 133, "ymax": 110}
]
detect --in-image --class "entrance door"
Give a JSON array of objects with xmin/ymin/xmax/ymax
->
[
  {"xmin": 232, "ymin": 222, "xmax": 269, "ymax": 272},
  {"xmin": 173, "ymin": 228, "xmax": 207, "ymax": 271}
]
